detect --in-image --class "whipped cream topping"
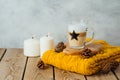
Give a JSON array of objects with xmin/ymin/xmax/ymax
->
[{"xmin": 68, "ymin": 20, "xmax": 87, "ymax": 33}]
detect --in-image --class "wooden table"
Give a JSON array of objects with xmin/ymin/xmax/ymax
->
[{"xmin": 0, "ymin": 48, "xmax": 120, "ymax": 80}]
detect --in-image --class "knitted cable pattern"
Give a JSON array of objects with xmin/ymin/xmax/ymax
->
[{"xmin": 41, "ymin": 40, "xmax": 120, "ymax": 75}]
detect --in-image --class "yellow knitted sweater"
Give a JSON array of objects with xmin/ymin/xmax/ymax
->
[{"xmin": 42, "ymin": 40, "xmax": 120, "ymax": 75}]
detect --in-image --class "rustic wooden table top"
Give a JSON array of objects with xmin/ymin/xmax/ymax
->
[{"xmin": 0, "ymin": 48, "xmax": 120, "ymax": 80}]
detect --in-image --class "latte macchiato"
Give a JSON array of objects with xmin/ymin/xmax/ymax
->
[
  {"xmin": 68, "ymin": 20, "xmax": 94, "ymax": 49},
  {"xmin": 68, "ymin": 31, "xmax": 86, "ymax": 49}
]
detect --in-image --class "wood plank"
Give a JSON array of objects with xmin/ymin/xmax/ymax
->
[
  {"xmin": 0, "ymin": 48, "xmax": 6, "ymax": 61},
  {"xmin": 55, "ymin": 67, "xmax": 86, "ymax": 80},
  {"xmin": 0, "ymin": 49, "xmax": 27, "ymax": 80},
  {"xmin": 24, "ymin": 57, "xmax": 53, "ymax": 80},
  {"xmin": 86, "ymin": 71, "xmax": 117, "ymax": 80},
  {"xmin": 114, "ymin": 63, "xmax": 120, "ymax": 80}
]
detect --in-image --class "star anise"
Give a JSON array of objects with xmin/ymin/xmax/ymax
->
[{"xmin": 55, "ymin": 42, "xmax": 66, "ymax": 53}]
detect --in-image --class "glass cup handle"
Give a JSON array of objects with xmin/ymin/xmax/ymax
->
[{"xmin": 85, "ymin": 31, "xmax": 94, "ymax": 46}]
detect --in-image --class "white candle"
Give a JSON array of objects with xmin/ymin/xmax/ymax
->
[
  {"xmin": 24, "ymin": 37, "xmax": 40, "ymax": 57},
  {"xmin": 40, "ymin": 34, "xmax": 54, "ymax": 58}
]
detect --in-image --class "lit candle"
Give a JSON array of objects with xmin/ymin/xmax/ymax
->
[
  {"xmin": 40, "ymin": 33, "xmax": 54, "ymax": 58},
  {"xmin": 24, "ymin": 37, "xmax": 40, "ymax": 57}
]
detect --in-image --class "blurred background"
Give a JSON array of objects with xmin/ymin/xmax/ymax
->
[{"xmin": 0, "ymin": 0, "xmax": 120, "ymax": 48}]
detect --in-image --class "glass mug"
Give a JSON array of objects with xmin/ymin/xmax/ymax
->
[{"xmin": 68, "ymin": 20, "xmax": 94, "ymax": 49}]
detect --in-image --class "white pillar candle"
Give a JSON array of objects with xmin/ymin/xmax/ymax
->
[
  {"xmin": 40, "ymin": 34, "xmax": 54, "ymax": 58},
  {"xmin": 24, "ymin": 37, "xmax": 40, "ymax": 57}
]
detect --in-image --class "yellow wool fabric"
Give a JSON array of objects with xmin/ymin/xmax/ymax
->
[{"xmin": 42, "ymin": 40, "xmax": 120, "ymax": 75}]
